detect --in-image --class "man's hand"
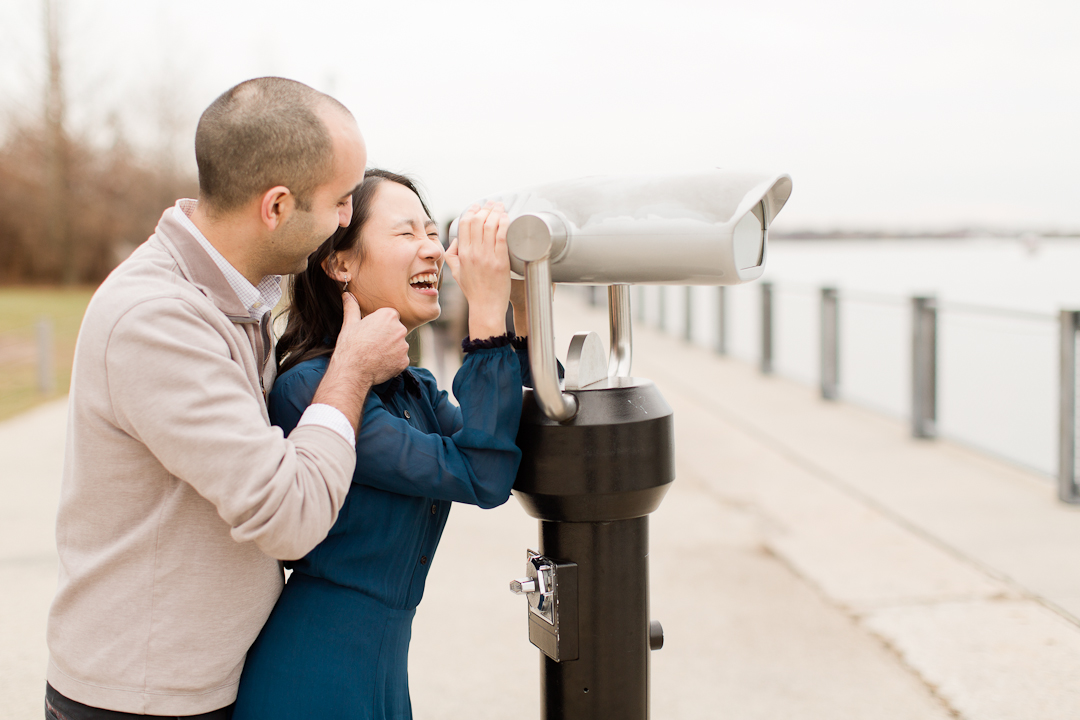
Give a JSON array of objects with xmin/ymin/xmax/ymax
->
[
  {"xmin": 337, "ymin": 301, "xmax": 410, "ymax": 385},
  {"xmin": 312, "ymin": 295, "xmax": 409, "ymax": 434}
]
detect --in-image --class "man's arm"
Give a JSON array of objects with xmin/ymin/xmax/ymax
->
[{"xmin": 104, "ymin": 296, "xmax": 404, "ymax": 560}]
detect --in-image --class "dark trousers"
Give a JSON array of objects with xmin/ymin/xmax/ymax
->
[{"xmin": 45, "ymin": 684, "xmax": 233, "ymax": 720}]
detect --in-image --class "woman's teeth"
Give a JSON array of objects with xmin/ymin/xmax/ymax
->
[{"xmin": 410, "ymin": 273, "xmax": 439, "ymax": 289}]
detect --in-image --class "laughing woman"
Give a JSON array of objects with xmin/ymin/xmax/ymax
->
[{"xmin": 233, "ymin": 169, "xmax": 527, "ymax": 720}]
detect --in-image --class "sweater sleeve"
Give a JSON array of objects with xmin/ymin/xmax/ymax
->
[
  {"xmin": 104, "ymin": 298, "xmax": 356, "ymax": 561},
  {"xmin": 351, "ymin": 345, "xmax": 523, "ymax": 509}
]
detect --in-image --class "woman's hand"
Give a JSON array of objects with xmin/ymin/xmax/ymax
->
[{"xmin": 444, "ymin": 202, "xmax": 511, "ymax": 340}]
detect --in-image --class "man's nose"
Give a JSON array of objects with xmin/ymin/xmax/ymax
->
[{"xmin": 338, "ymin": 199, "xmax": 353, "ymax": 227}]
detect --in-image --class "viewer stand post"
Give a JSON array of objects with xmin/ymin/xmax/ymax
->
[{"xmin": 453, "ymin": 170, "xmax": 792, "ymax": 720}]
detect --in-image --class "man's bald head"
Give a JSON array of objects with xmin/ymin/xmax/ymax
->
[{"xmin": 194, "ymin": 77, "xmax": 354, "ymax": 216}]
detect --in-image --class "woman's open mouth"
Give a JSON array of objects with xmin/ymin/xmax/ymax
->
[{"xmin": 409, "ymin": 272, "xmax": 439, "ymax": 296}]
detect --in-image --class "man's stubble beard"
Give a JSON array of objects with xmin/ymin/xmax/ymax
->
[{"xmin": 271, "ymin": 208, "xmax": 323, "ymax": 276}]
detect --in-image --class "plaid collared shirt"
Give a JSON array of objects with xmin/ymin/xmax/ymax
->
[{"xmin": 173, "ymin": 200, "xmax": 282, "ymax": 320}]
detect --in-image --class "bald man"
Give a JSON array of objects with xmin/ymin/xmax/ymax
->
[{"xmin": 44, "ymin": 78, "xmax": 409, "ymax": 719}]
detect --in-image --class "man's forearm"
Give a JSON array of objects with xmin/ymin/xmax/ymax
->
[{"xmin": 311, "ymin": 357, "xmax": 373, "ymax": 434}]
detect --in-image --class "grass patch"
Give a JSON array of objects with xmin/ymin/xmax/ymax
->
[{"xmin": 0, "ymin": 286, "xmax": 96, "ymax": 422}]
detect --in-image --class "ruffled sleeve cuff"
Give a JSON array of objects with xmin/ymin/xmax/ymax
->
[{"xmin": 462, "ymin": 332, "xmax": 515, "ymax": 353}]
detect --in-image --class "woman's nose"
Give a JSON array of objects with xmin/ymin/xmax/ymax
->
[{"xmin": 421, "ymin": 237, "xmax": 444, "ymax": 261}]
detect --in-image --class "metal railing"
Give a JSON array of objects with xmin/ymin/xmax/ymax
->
[
  {"xmin": 619, "ymin": 283, "xmax": 1077, "ymax": 502},
  {"xmin": 0, "ymin": 317, "xmax": 58, "ymax": 422},
  {"xmin": 0, "ymin": 318, "xmax": 55, "ymax": 398},
  {"xmin": 1060, "ymin": 310, "xmax": 1080, "ymax": 502}
]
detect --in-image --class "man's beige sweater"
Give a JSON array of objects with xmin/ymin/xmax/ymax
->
[{"xmin": 46, "ymin": 206, "xmax": 356, "ymax": 715}]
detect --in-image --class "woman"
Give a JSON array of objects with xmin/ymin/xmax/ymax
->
[{"xmin": 234, "ymin": 169, "xmax": 528, "ymax": 719}]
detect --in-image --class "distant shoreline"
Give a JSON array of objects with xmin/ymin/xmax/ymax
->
[{"xmin": 771, "ymin": 230, "xmax": 1080, "ymax": 240}]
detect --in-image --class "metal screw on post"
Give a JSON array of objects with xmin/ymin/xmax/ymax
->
[
  {"xmin": 36, "ymin": 317, "xmax": 54, "ymax": 396},
  {"xmin": 1058, "ymin": 310, "xmax": 1080, "ymax": 503},
  {"xmin": 760, "ymin": 282, "xmax": 774, "ymax": 374},
  {"xmin": 820, "ymin": 287, "xmax": 839, "ymax": 400},
  {"xmin": 717, "ymin": 286, "xmax": 727, "ymax": 356},
  {"xmin": 683, "ymin": 286, "xmax": 693, "ymax": 343},
  {"xmin": 911, "ymin": 296, "xmax": 937, "ymax": 439}
]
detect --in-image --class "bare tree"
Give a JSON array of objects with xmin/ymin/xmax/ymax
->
[{"xmin": 43, "ymin": 0, "xmax": 73, "ymax": 284}]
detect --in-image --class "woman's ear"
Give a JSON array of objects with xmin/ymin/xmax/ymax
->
[{"xmin": 320, "ymin": 252, "xmax": 348, "ymax": 283}]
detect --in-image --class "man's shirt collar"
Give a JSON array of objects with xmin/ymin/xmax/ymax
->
[{"xmin": 173, "ymin": 200, "xmax": 282, "ymax": 320}]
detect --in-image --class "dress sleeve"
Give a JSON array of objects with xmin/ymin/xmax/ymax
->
[
  {"xmin": 513, "ymin": 337, "xmax": 562, "ymax": 389},
  {"xmin": 353, "ymin": 345, "xmax": 523, "ymax": 509},
  {"xmin": 267, "ymin": 363, "xmax": 325, "ymax": 435}
]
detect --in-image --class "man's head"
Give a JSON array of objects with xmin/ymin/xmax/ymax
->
[{"xmin": 194, "ymin": 77, "xmax": 366, "ymax": 276}]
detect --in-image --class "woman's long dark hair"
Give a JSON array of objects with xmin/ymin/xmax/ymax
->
[{"xmin": 276, "ymin": 168, "xmax": 434, "ymax": 375}]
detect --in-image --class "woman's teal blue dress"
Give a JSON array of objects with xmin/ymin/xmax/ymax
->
[{"xmin": 233, "ymin": 340, "xmax": 526, "ymax": 720}]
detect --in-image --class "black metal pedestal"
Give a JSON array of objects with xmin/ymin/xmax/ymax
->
[{"xmin": 514, "ymin": 378, "xmax": 674, "ymax": 720}]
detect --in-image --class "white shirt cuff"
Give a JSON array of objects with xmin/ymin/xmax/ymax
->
[{"xmin": 296, "ymin": 403, "xmax": 355, "ymax": 448}]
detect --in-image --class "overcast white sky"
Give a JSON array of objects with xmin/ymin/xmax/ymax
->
[{"xmin": 1, "ymin": 0, "xmax": 1077, "ymax": 232}]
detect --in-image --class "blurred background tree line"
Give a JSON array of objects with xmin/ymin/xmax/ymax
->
[
  {"xmin": 0, "ymin": 0, "xmax": 198, "ymax": 420},
  {"xmin": 0, "ymin": 0, "xmax": 197, "ymax": 286}
]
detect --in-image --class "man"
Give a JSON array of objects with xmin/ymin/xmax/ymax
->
[{"xmin": 44, "ymin": 77, "xmax": 409, "ymax": 718}]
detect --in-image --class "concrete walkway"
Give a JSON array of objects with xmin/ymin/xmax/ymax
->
[
  {"xmin": 3, "ymin": 292, "xmax": 1079, "ymax": 719},
  {"xmin": 0, "ymin": 398, "xmax": 66, "ymax": 720}
]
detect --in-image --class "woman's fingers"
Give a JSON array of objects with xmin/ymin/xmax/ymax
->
[
  {"xmin": 482, "ymin": 203, "xmax": 502, "ymax": 255},
  {"xmin": 443, "ymin": 238, "xmax": 460, "ymax": 278},
  {"xmin": 495, "ymin": 212, "xmax": 509, "ymax": 257},
  {"xmin": 460, "ymin": 205, "xmax": 493, "ymax": 261}
]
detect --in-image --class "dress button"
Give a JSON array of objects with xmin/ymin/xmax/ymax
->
[
  {"xmin": 420, "ymin": 555, "xmax": 428, "ymax": 565},
  {"xmin": 431, "ymin": 504, "xmax": 437, "ymax": 515},
  {"xmin": 403, "ymin": 410, "xmax": 411, "ymax": 419}
]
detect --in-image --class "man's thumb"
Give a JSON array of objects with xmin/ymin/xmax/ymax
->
[{"xmin": 342, "ymin": 292, "xmax": 362, "ymax": 320}]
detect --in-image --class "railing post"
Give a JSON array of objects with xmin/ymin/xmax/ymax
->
[
  {"xmin": 658, "ymin": 286, "xmax": 667, "ymax": 333},
  {"xmin": 911, "ymin": 296, "xmax": 937, "ymax": 438},
  {"xmin": 761, "ymin": 282, "xmax": 773, "ymax": 374},
  {"xmin": 717, "ymin": 286, "xmax": 727, "ymax": 355},
  {"xmin": 683, "ymin": 286, "xmax": 693, "ymax": 342},
  {"xmin": 37, "ymin": 317, "xmax": 54, "ymax": 396},
  {"xmin": 1059, "ymin": 310, "xmax": 1080, "ymax": 503},
  {"xmin": 820, "ymin": 287, "xmax": 839, "ymax": 400}
]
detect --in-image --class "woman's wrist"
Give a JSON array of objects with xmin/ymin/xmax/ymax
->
[{"xmin": 468, "ymin": 308, "xmax": 507, "ymax": 340}]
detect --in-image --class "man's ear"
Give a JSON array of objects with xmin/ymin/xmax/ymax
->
[{"xmin": 259, "ymin": 186, "xmax": 294, "ymax": 231}]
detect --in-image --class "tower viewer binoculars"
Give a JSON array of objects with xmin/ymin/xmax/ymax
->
[
  {"xmin": 450, "ymin": 169, "xmax": 792, "ymax": 720},
  {"xmin": 452, "ymin": 169, "xmax": 793, "ymax": 422}
]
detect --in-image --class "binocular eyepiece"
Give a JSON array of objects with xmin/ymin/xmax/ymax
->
[{"xmin": 451, "ymin": 169, "xmax": 793, "ymax": 286}]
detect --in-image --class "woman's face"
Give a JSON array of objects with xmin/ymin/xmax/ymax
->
[{"xmin": 343, "ymin": 180, "xmax": 444, "ymax": 333}]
